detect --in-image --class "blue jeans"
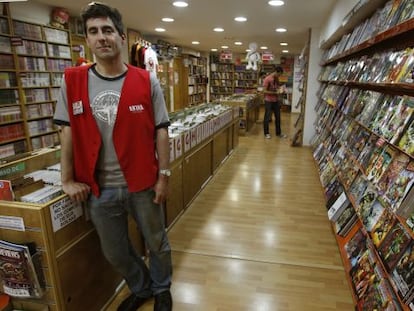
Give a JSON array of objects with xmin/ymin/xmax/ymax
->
[
  {"xmin": 88, "ymin": 187, "xmax": 172, "ymax": 298},
  {"xmin": 263, "ymin": 100, "xmax": 281, "ymax": 136}
]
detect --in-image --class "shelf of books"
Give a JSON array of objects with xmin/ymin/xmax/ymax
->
[
  {"xmin": 187, "ymin": 55, "xmax": 208, "ymax": 106},
  {"xmin": 0, "ymin": 3, "xmax": 73, "ymax": 162},
  {"xmin": 313, "ymin": 1, "xmax": 414, "ymax": 310},
  {"xmin": 233, "ymin": 64, "xmax": 258, "ymax": 94},
  {"xmin": 210, "ymin": 62, "xmax": 234, "ymax": 101}
]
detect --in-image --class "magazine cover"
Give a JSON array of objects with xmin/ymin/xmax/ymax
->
[
  {"xmin": 385, "ymin": 160, "xmax": 414, "ymax": 212},
  {"xmin": 0, "ymin": 240, "xmax": 43, "ymax": 298},
  {"xmin": 370, "ymin": 209, "xmax": 396, "ymax": 248},
  {"xmin": 378, "ymin": 222, "xmax": 412, "ymax": 272},
  {"xmin": 377, "ymin": 153, "xmax": 410, "ymax": 196},
  {"xmin": 391, "ymin": 241, "xmax": 414, "ymax": 302}
]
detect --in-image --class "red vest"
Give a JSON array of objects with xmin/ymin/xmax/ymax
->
[{"xmin": 64, "ymin": 64, "xmax": 158, "ymax": 197}]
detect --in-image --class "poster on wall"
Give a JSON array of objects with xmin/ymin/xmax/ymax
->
[
  {"xmin": 220, "ymin": 50, "xmax": 232, "ymax": 61},
  {"xmin": 261, "ymin": 51, "xmax": 274, "ymax": 62}
]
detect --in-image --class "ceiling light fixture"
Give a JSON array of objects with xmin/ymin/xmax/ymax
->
[
  {"xmin": 280, "ymin": 42, "xmax": 288, "ymax": 46},
  {"xmin": 214, "ymin": 27, "xmax": 224, "ymax": 32},
  {"xmin": 192, "ymin": 41, "xmax": 200, "ymax": 45},
  {"xmin": 211, "ymin": 48, "xmax": 218, "ymax": 52},
  {"xmin": 234, "ymin": 42, "xmax": 243, "ymax": 45},
  {"xmin": 282, "ymin": 50, "xmax": 289, "ymax": 53},
  {"xmin": 268, "ymin": 0, "xmax": 284, "ymax": 6},
  {"xmin": 234, "ymin": 17, "xmax": 247, "ymax": 22},
  {"xmin": 162, "ymin": 17, "xmax": 175, "ymax": 22},
  {"xmin": 221, "ymin": 45, "xmax": 229, "ymax": 49},
  {"xmin": 173, "ymin": 1, "xmax": 188, "ymax": 8},
  {"xmin": 275, "ymin": 28, "xmax": 287, "ymax": 32},
  {"xmin": 155, "ymin": 28, "xmax": 166, "ymax": 32},
  {"xmin": 260, "ymin": 46, "xmax": 268, "ymax": 50}
]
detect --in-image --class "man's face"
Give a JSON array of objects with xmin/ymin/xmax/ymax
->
[{"xmin": 85, "ymin": 16, "xmax": 125, "ymax": 61}]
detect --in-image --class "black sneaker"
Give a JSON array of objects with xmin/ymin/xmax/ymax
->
[
  {"xmin": 154, "ymin": 290, "xmax": 172, "ymax": 311},
  {"xmin": 117, "ymin": 293, "xmax": 151, "ymax": 311}
]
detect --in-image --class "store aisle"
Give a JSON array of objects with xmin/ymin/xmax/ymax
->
[{"xmin": 106, "ymin": 111, "xmax": 354, "ymax": 311}]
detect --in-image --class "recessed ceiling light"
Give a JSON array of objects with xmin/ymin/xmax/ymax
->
[
  {"xmin": 211, "ymin": 48, "xmax": 218, "ymax": 52},
  {"xmin": 246, "ymin": 49, "xmax": 251, "ymax": 52},
  {"xmin": 221, "ymin": 45, "xmax": 229, "ymax": 49},
  {"xmin": 173, "ymin": 1, "xmax": 188, "ymax": 7},
  {"xmin": 155, "ymin": 28, "xmax": 166, "ymax": 32},
  {"xmin": 268, "ymin": 0, "xmax": 284, "ymax": 6},
  {"xmin": 214, "ymin": 27, "xmax": 224, "ymax": 32},
  {"xmin": 234, "ymin": 16, "xmax": 247, "ymax": 22},
  {"xmin": 234, "ymin": 41, "xmax": 243, "ymax": 45},
  {"xmin": 162, "ymin": 17, "xmax": 174, "ymax": 22},
  {"xmin": 280, "ymin": 42, "xmax": 288, "ymax": 46},
  {"xmin": 282, "ymin": 50, "xmax": 289, "ymax": 53},
  {"xmin": 260, "ymin": 46, "xmax": 268, "ymax": 50},
  {"xmin": 192, "ymin": 41, "xmax": 200, "ymax": 45},
  {"xmin": 275, "ymin": 28, "xmax": 287, "ymax": 32}
]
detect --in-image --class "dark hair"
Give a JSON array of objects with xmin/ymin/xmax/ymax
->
[
  {"xmin": 81, "ymin": 2, "xmax": 124, "ymax": 36},
  {"xmin": 275, "ymin": 66, "xmax": 283, "ymax": 74}
]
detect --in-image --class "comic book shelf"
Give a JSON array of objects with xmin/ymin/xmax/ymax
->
[
  {"xmin": 0, "ymin": 3, "xmax": 73, "ymax": 161},
  {"xmin": 313, "ymin": 0, "xmax": 414, "ymax": 309},
  {"xmin": 0, "ymin": 103, "xmax": 239, "ymax": 310}
]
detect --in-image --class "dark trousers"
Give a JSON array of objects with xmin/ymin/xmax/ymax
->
[{"xmin": 263, "ymin": 100, "xmax": 281, "ymax": 136}]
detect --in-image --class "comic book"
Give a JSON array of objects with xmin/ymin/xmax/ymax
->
[
  {"xmin": 390, "ymin": 241, "xmax": 414, "ymax": 302},
  {"xmin": 398, "ymin": 117, "xmax": 414, "ymax": 156},
  {"xmin": 370, "ymin": 209, "xmax": 396, "ymax": 248},
  {"xmin": 377, "ymin": 153, "xmax": 410, "ymax": 196},
  {"xmin": 378, "ymin": 222, "xmax": 412, "ymax": 272},
  {"xmin": 0, "ymin": 240, "xmax": 43, "ymax": 298},
  {"xmin": 385, "ymin": 161, "xmax": 414, "ymax": 212}
]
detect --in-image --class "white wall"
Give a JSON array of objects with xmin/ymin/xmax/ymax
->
[
  {"xmin": 319, "ymin": 0, "xmax": 359, "ymax": 47},
  {"xmin": 10, "ymin": 1, "xmax": 51, "ymax": 25},
  {"xmin": 303, "ymin": 28, "xmax": 323, "ymax": 146}
]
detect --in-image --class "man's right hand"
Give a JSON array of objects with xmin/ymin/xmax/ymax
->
[{"xmin": 62, "ymin": 181, "xmax": 91, "ymax": 203}]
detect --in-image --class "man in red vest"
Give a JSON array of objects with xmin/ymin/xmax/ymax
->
[{"xmin": 53, "ymin": 3, "xmax": 172, "ymax": 311}]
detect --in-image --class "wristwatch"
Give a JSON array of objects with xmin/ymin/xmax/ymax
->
[{"xmin": 159, "ymin": 169, "xmax": 171, "ymax": 177}]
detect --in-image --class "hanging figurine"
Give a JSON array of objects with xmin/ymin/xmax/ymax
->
[{"xmin": 245, "ymin": 42, "xmax": 261, "ymax": 71}]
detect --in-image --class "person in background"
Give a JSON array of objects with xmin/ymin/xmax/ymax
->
[
  {"xmin": 262, "ymin": 66, "xmax": 286, "ymax": 139},
  {"xmin": 53, "ymin": 2, "xmax": 173, "ymax": 311}
]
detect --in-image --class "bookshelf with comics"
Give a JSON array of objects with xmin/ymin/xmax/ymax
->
[{"xmin": 313, "ymin": 0, "xmax": 414, "ymax": 310}]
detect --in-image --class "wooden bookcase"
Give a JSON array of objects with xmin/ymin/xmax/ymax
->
[
  {"xmin": 186, "ymin": 55, "xmax": 207, "ymax": 106},
  {"xmin": 233, "ymin": 64, "xmax": 258, "ymax": 94},
  {"xmin": 314, "ymin": 0, "xmax": 414, "ymax": 309},
  {"xmin": 210, "ymin": 62, "xmax": 234, "ymax": 101},
  {"xmin": 0, "ymin": 3, "xmax": 72, "ymax": 161}
]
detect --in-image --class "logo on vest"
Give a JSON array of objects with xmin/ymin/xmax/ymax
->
[{"xmin": 129, "ymin": 104, "xmax": 145, "ymax": 113}]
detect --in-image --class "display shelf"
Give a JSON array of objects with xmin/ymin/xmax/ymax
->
[
  {"xmin": 0, "ymin": 4, "xmax": 73, "ymax": 161},
  {"xmin": 187, "ymin": 55, "xmax": 207, "ymax": 106},
  {"xmin": 314, "ymin": 1, "xmax": 414, "ymax": 309},
  {"xmin": 233, "ymin": 64, "xmax": 258, "ymax": 94},
  {"xmin": 210, "ymin": 62, "xmax": 234, "ymax": 100}
]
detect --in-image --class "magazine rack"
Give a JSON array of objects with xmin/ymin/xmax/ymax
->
[{"xmin": 315, "ymin": 1, "xmax": 414, "ymax": 309}]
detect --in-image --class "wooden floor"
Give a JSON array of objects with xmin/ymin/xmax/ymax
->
[{"xmin": 105, "ymin": 109, "xmax": 354, "ymax": 311}]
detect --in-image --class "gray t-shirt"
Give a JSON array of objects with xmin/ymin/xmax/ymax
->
[{"xmin": 53, "ymin": 65, "xmax": 170, "ymax": 187}]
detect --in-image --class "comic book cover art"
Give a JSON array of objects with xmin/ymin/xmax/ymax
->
[
  {"xmin": 391, "ymin": 241, "xmax": 414, "ymax": 301},
  {"xmin": 0, "ymin": 240, "xmax": 43, "ymax": 298},
  {"xmin": 385, "ymin": 161, "xmax": 414, "ymax": 212},
  {"xmin": 370, "ymin": 209, "xmax": 396, "ymax": 248},
  {"xmin": 378, "ymin": 222, "xmax": 412, "ymax": 272}
]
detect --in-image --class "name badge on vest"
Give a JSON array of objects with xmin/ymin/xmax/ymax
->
[{"xmin": 72, "ymin": 101, "xmax": 83, "ymax": 115}]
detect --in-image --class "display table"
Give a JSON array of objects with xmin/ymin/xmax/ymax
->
[{"xmin": 220, "ymin": 93, "xmax": 261, "ymax": 135}]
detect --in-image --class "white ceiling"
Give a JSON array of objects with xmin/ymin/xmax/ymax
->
[{"xmin": 33, "ymin": 0, "xmax": 337, "ymax": 55}]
